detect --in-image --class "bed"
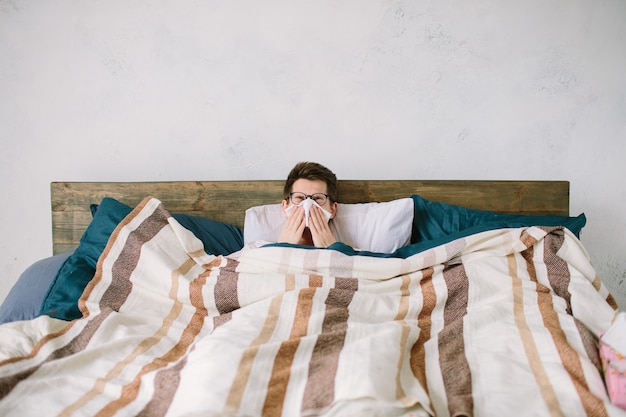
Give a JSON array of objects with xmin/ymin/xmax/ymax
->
[{"xmin": 0, "ymin": 180, "xmax": 622, "ymax": 416}]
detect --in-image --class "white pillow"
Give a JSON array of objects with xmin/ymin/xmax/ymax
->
[{"xmin": 243, "ymin": 198, "xmax": 414, "ymax": 253}]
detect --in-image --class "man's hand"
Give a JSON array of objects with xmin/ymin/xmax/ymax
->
[
  {"xmin": 308, "ymin": 205, "xmax": 337, "ymax": 248},
  {"xmin": 278, "ymin": 205, "xmax": 306, "ymax": 244}
]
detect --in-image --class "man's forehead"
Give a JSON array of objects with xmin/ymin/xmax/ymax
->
[{"xmin": 291, "ymin": 178, "xmax": 328, "ymax": 192}]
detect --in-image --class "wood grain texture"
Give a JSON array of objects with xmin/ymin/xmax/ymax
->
[{"xmin": 51, "ymin": 180, "xmax": 570, "ymax": 254}]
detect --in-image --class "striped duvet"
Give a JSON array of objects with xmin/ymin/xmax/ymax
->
[{"xmin": 0, "ymin": 197, "xmax": 622, "ymax": 417}]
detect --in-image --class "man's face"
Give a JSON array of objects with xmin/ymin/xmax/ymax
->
[{"xmin": 282, "ymin": 178, "xmax": 337, "ymax": 218}]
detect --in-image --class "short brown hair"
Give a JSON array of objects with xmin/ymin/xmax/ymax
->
[{"xmin": 283, "ymin": 162, "xmax": 338, "ymax": 203}]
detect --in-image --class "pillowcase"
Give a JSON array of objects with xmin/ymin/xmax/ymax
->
[
  {"xmin": 410, "ymin": 194, "xmax": 586, "ymax": 244},
  {"xmin": 0, "ymin": 251, "xmax": 73, "ymax": 324},
  {"xmin": 243, "ymin": 198, "xmax": 414, "ymax": 253},
  {"xmin": 40, "ymin": 197, "xmax": 244, "ymax": 321}
]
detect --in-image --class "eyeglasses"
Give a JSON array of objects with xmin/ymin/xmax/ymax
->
[{"xmin": 289, "ymin": 192, "xmax": 329, "ymax": 205}]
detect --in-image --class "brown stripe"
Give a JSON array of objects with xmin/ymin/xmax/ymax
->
[
  {"xmin": 409, "ymin": 266, "xmax": 435, "ymax": 400},
  {"xmin": 97, "ymin": 204, "xmax": 170, "ymax": 313},
  {"xmin": 509, "ymin": 252, "xmax": 563, "ymax": 417},
  {"xmin": 136, "ymin": 356, "xmax": 187, "ymax": 417},
  {"xmin": 262, "ymin": 288, "xmax": 316, "ymax": 416},
  {"xmin": 202, "ymin": 257, "xmax": 236, "ymax": 328},
  {"xmin": 329, "ymin": 250, "xmax": 356, "ymax": 278},
  {"xmin": 439, "ymin": 263, "xmax": 473, "ymax": 417},
  {"xmin": 540, "ymin": 228, "xmax": 573, "ymax": 314},
  {"xmin": 0, "ymin": 318, "xmax": 78, "ymax": 368},
  {"xmin": 285, "ymin": 274, "xmax": 296, "ymax": 291},
  {"xmin": 308, "ymin": 274, "xmax": 323, "ymax": 287},
  {"xmin": 0, "ymin": 366, "xmax": 38, "ymax": 400},
  {"xmin": 445, "ymin": 237, "xmax": 467, "ymax": 259},
  {"xmin": 604, "ymin": 291, "xmax": 619, "ymax": 310},
  {"xmin": 189, "ymin": 262, "xmax": 211, "ymax": 314},
  {"xmin": 214, "ymin": 258, "xmax": 240, "ymax": 315},
  {"xmin": 520, "ymin": 228, "xmax": 539, "ymax": 249},
  {"xmin": 303, "ymin": 249, "xmax": 321, "ymax": 272},
  {"xmin": 521, "ymin": 227, "xmax": 602, "ymax": 412},
  {"xmin": 536, "ymin": 232, "xmax": 609, "ymax": 416},
  {"xmin": 300, "ymin": 287, "xmax": 355, "ymax": 414},
  {"xmin": 552, "ymin": 320, "xmax": 607, "ymax": 416},
  {"xmin": 213, "ymin": 311, "xmax": 233, "ymax": 328},
  {"xmin": 395, "ymin": 324, "xmax": 412, "ymax": 402},
  {"xmin": 393, "ymin": 275, "xmax": 413, "ymax": 404},
  {"xmin": 51, "ymin": 310, "xmax": 113, "ymax": 359},
  {"xmin": 334, "ymin": 277, "xmax": 358, "ymax": 291},
  {"xmin": 575, "ymin": 320, "xmax": 602, "ymax": 370},
  {"xmin": 224, "ymin": 294, "xmax": 285, "ymax": 413},
  {"xmin": 394, "ymin": 274, "xmax": 411, "ymax": 321}
]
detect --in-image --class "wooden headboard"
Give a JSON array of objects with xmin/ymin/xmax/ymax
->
[{"xmin": 51, "ymin": 180, "xmax": 570, "ymax": 255}]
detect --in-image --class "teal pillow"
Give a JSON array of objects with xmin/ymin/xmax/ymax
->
[
  {"xmin": 39, "ymin": 198, "xmax": 133, "ymax": 320},
  {"xmin": 410, "ymin": 194, "xmax": 586, "ymax": 244},
  {"xmin": 171, "ymin": 213, "xmax": 243, "ymax": 257},
  {"xmin": 90, "ymin": 202, "xmax": 244, "ymax": 256},
  {"xmin": 40, "ymin": 198, "xmax": 244, "ymax": 321},
  {"xmin": 89, "ymin": 201, "xmax": 244, "ymax": 257}
]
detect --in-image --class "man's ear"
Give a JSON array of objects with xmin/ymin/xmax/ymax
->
[
  {"xmin": 281, "ymin": 199, "xmax": 289, "ymax": 212},
  {"xmin": 329, "ymin": 202, "xmax": 338, "ymax": 219}
]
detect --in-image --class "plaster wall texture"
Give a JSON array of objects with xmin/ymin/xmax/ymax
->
[{"xmin": 1, "ymin": 0, "xmax": 625, "ymax": 309}]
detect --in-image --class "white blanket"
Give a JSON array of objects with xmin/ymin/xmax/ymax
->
[{"xmin": 0, "ymin": 197, "xmax": 622, "ymax": 417}]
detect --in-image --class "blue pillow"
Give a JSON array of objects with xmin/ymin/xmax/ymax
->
[
  {"xmin": 40, "ymin": 197, "xmax": 244, "ymax": 321},
  {"xmin": 0, "ymin": 251, "xmax": 74, "ymax": 324},
  {"xmin": 410, "ymin": 194, "xmax": 586, "ymax": 244}
]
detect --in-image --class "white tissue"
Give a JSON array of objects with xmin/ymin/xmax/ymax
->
[
  {"xmin": 285, "ymin": 198, "xmax": 332, "ymax": 227},
  {"xmin": 603, "ymin": 312, "xmax": 626, "ymax": 354}
]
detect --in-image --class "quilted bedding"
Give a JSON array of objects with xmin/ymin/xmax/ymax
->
[{"xmin": 0, "ymin": 197, "xmax": 622, "ymax": 417}]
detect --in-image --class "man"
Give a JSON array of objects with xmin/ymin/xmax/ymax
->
[{"xmin": 278, "ymin": 162, "xmax": 338, "ymax": 248}]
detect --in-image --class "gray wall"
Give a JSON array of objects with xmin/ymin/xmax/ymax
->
[{"xmin": 1, "ymin": 0, "xmax": 625, "ymax": 309}]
